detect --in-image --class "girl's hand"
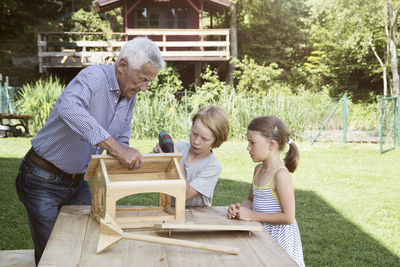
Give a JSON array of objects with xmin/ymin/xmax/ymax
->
[
  {"xmin": 152, "ymin": 144, "xmax": 162, "ymax": 153},
  {"xmin": 227, "ymin": 203, "xmax": 240, "ymax": 219},
  {"xmin": 236, "ymin": 206, "xmax": 253, "ymax": 221}
]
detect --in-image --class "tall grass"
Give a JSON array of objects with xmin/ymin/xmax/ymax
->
[
  {"xmin": 15, "ymin": 67, "xmax": 380, "ymax": 140},
  {"xmin": 14, "ymin": 76, "xmax": 64, "ymax": 134}
]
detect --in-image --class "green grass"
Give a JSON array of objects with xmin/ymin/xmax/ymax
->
[{"xmin": 1, "ymin": 138, "xmax": 399, "ymax": 266}]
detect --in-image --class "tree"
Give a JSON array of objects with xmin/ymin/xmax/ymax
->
[
  {"xmin": 304, "ymin": 0, "xmax": 398, "ymax": 101},
  {"xmin": 236, "ymin": 0, "xmax": 312, "ymax": 72},
  {"xmin": 0, "ymin": 0, "xmax": 92, "ymax": 85},
  {"xmin": 387, "ymin": 0, "xmax": 400, "ymax": 96}
]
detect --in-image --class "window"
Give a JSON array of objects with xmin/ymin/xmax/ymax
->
[{"xmin": 134, "ymin": 7, "xmax": 189, "ymax": 28}]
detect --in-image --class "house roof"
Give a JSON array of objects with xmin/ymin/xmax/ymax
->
[{"xmin": 92, "ymin": 0, "xmax": 233, "ymax": 13}]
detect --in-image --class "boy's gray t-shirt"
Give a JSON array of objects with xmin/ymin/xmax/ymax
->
[{"xmin": 175, "ymin": 141, "xmax": 221, "ymax": 207}]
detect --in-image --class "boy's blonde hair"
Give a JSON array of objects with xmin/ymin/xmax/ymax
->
[{"xmin": 192, "ymin": 105, "xmax": 229, "ymax": 148}]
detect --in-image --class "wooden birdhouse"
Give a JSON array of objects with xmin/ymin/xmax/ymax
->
[{"xmin": 85, "ymin": 153, "xmax": 185, "ymax": 228}]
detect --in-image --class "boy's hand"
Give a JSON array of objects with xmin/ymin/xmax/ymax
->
[{"xmin": 152, "ymin": 143, "xmax": 162, "ymax": 153}]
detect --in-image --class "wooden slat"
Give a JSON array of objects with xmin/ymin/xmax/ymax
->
[
  {"xmin": 85, "ymin": 154, "xmax": 182, "ymax": 179},
  {"xmin": 38, "ymin": 40, "xmax": 229, "ymax": 48},
  {"xmin": 126, "ymin": 28, "xmax": 230, "ymax": 36},
  {"xmin": 79, "ymin": 212, "xmax": 133, "ymax": 266},
  {"xmin": 38, "ymin": 205, "xmax": 90, "ymax": 266},
  {"xmin": 0, "ymin": 250, "xmax": 35, "ymax": 267},
  {"xmin": 39, "ymin": 50, "xmax": 229, "ymax": 58},
  {"xmin": 108, "ymin": 172, "xmax": 166, "ymax": 182},
  {"xmin": 154, "ymin": 223, "xmax": 263, "ymax": 232}
]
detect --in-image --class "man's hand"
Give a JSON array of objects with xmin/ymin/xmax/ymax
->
[
  {"xmin": 98, "ymin": 136, "xmax": 144, "ymax": 170},
  {"xmin": 117, "ymin": 145, "xmax": 144, "ymax": 170}
]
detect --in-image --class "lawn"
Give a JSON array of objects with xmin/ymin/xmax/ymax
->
[{"xmin": 0, "ymin": 137, "xmax": 399, "ymax": 266}]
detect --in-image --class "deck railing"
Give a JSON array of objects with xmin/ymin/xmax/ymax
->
[{"xmin": 37, "ymin": 29, "xmax": 230, "ymax": 73}]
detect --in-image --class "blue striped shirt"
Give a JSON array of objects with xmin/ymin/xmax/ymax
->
[{"xmin": 31, "ymin": 64, "xmax": 136, "ymax": 174}]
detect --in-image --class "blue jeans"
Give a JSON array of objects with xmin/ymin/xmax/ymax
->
[{"xmin": 15, "ymin": 154, "xmax": 92, "ymax": 265}]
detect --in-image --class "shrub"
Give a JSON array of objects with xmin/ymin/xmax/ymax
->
[
  {"xmin": 232, "ymin": 57, "xmax": 292, "ymax": 96},
  {"xmin": 14, "ymin": 76, "xmax": 64, "ymax": 134}
]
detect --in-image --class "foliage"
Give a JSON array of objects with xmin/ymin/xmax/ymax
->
[
  {"xmin": 67, "ymin": 8, "xmax": 123, "ymax": 40},
  {"xmin": 17, "ymin": 63, "xmax": 381, "ymax": 138},
  {"xmin": 131, "ymin": 66, "xmax": 186, "ymax": 139},
  {"xmin": 348, "ymin": 102, "xmax": 380, "ymax": 130},
  {"xmin": 236, "ymin": 0, "xmax": 312, "ymax": 71},
  {"xmin": 304, "ymin": 0, "xmax": 390, "ymax": 101},
  {"xmin": 190, "ymin": 65, "xmax": 228, "ymax": 110},
  {"xmin": 0, "ymin": 0, "xmax": 90, "ymax": 86},
  {"xmin": 232, "ymin": 57, "xmax": 291, "ymax": 95},
  {"xmin": 14, "ymin": 76, "xmax": 64, "ymax": 134}
]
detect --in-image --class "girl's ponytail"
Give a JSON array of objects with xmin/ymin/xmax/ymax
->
[{"xmin": 284, "ymin": 141, "xmax": 299, "ymax": 173}]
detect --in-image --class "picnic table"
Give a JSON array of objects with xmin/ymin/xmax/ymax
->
[
  {"xmin": 0, "ymin": 113, "xmax": 33, "ymax": 137},
  {"xmin": 38, "ymin": 205, "xmax": 297, "ymax": 266}
]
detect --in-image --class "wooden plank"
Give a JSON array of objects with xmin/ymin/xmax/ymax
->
[
  {"xmin": 0, "ymin": 113, "xmax": 34, "ymax": 119},
  {"xmin": 85, "ymin": 154, "xmax": 182, "ymax": 179},
  {"xmin": 0, "ymin": 250, "xmax": 35, "ymax": 267},
  {"xmin": 39, "ymin": 40, "xmax": 229, "ymax": 48},
  {"xmin": 38, "ymin": 205, "xmax": 91, "ymax": 266},
  {"xmin": 154, "ymin": 41, "xmax": 230, "ymax": 47},
  {"xmin": 39, "ymin": 50, "xmax": 229, "ymax": 58},
  {"xmin": 154, "ymin": 223, "xmax": 263, "ymax": 232},
  {"xmin": 126, "ymin": 28, "xmax": 230, "ymax": 36},
  {"xmin": 109, "ymin": 172, "xmax": 166, "ymax": 181},
  {"xmin": 79, "ymin": 214, "xmax": 132, "ymax": 266}
]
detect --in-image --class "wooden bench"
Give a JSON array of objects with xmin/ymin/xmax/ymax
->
[
  {"xmin": 0, "ymin": 113, "xmax": 33, "ymax": 137},
  {"xmin": 0, "ymin": 249, "xmax": 35, "ymax": 267}
]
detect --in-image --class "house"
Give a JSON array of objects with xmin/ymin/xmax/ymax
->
[{"xmin": 37, "ymin": 0, "xmax": 237, "ymax": 86}]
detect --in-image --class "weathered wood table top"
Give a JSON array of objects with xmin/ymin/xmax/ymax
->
[{"xmin": 38, "ymin": 205, "xmax": 297, "ymax": 266}]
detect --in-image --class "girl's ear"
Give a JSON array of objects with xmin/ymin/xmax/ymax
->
[{"xmin": 269, "ymin": 139, "xmax": 278, "ymax": 150}]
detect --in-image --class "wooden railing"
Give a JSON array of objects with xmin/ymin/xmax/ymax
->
[{"xmin": 37, "ymin": 29, "xmax": 230, "ymax": 73}]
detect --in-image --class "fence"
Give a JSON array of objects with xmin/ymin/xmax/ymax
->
[
  {"xmin": 379, "ymin": 95, "xmax": 399, "ymax": 153},
  {"xmin": 0, "ymin": 75, "xmax": 17, "ymax": 114},
  {"xmin": 310, "ymin": 94, "xmax": 348, "ymax": 145}
]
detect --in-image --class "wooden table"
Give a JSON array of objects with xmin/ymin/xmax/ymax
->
[
  {"xmin": 39, "ymin": 205, "xmax": 297, "ymax": 266},
  {"xmin": 0, "ymin": 113, "xmax": 33, "ymax": 137}
]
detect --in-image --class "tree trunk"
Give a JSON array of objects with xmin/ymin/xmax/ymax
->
[
  {"xmin": 227, "ymin": 2, "xmax": 237, "ymax": 86},
  {"xmin": 388, "ymin": 0, "xmax": 400, "ymax": 95},
  {"xmin": 371, "ymin": 42, "xmax": 388, "ymax": 97}
]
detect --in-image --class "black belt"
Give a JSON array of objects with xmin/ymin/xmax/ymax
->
[{"xmin": 27, "ymin": 148, "xmax": 84, "ymax": 180}]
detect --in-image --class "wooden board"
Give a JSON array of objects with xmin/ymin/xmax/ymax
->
[
  {"xmin": 38, "ymin": 205, "xmax": 298, "ymax": 266},
  {"xmin": 154, "ymin": 223, "xmax": 263, "ymax": 232},
  {"xmin": 0, "ymin": 250, "xmax": 35, "ymax": 267}
]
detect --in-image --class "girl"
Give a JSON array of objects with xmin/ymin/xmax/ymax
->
[
  {"xmin": 227, "ymin": 116, "xmax": 305, "ymax": 267},
  {"xmin": 153, "ymin": 105, "xmax": 229, "ymax": 207}
]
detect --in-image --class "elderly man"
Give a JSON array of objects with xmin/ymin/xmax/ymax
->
[{"xmin": 15, "ymin": 37, "xmax": 165, "ymax": 265}]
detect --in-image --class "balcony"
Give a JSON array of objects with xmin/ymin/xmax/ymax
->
[{"xmin": 37, "ymin": 28, "xmax": 230, "ymax": 73}]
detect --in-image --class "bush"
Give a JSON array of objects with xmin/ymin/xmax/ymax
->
[
  {"xmin": 14, "ymin": 62, "xmax": 380, "ymax": 140},
  {"xmin": 14, "ymin": 76, "xmax": 64, "ymax": 134},
  {"xmin": 131, "ymin": 66, "xmax": 187, "ymax": 139},
  {"xmin": 232, "ymin": 57, "xmax": 292, "ymax": 96}
]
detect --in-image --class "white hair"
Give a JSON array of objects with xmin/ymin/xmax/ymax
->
[{"xmin": 117, "ymin": 37, "xmax": 165, "ymax": 71}]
